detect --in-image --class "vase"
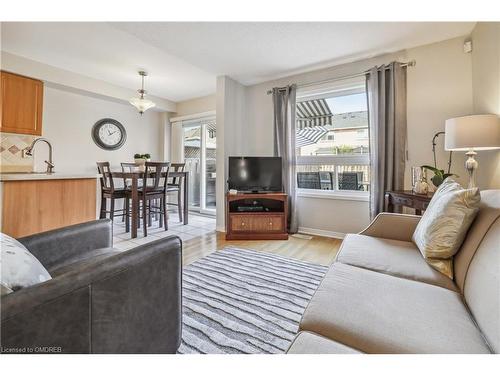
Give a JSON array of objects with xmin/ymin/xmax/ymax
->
[
  {"xmin": 412, "ymin": 167, "xmax": 429, "ymax": 194},
  {"xmin": 134, "ymin": 158, "xmax": 150, "ymax": 172}
]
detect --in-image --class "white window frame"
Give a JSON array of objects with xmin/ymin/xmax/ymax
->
[
  {"xmin": 296, "ymin": 81, "xmax": 370, "ymax": 201},
  {"xmin": 181, "ymin": 116, "xmax": 217, "ymax": 215}
]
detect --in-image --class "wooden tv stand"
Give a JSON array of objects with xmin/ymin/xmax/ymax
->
[{"xmin": 225, "ymin": 192, "xmax": 288, "ymax": 240}]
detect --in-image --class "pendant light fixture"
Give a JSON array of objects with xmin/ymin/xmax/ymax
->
[{"xmin": 129, "ymin": 71, "xmax": 156, "ymax": 115}]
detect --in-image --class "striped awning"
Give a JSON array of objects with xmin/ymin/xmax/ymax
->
[
  {"xmin": 296, "ymin": 99, "xmax": 333, "ymax": 129},
  {"xmin": 296, "ymin": 126, "xmax": 330, "ymax": 148}
]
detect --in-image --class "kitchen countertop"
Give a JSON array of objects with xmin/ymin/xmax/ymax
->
[{"xmin": 0, "ymin": 172, "xmax": 100, "ymax": 181}]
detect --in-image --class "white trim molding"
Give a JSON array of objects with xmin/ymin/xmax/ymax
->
[
  {"xmin": 297, "ymin": 189, "xmax": 369, "ymax": 202},
  {"xmin": 170, "ymin": 110, "xmax": 216, "ymax": 123},
  {"xmin": 298, "ymin": 227, "xmax": 346, "ymax": 239}
]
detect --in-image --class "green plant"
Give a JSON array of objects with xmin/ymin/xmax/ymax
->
[
  {"xmin": 335, "ymin": 145, "xmax": 354, "ymax": 154},
  {"xmin": 422, "ymin": 131, "xmax": 457, "ymax": 188},
  {"xmin": 134, "ymin": 153, "xmax": 151, "ymax": 159},
  {"xmin": 421, "ymin": 165, "xmax": 457, "ymax": 188}
]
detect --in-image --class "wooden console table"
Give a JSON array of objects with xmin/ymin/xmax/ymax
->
[
  {"xmin": 384, "ymin": 190, "xmax": 433, "ymax": 215},
  {"xmin": 226, "ymin": 192, "xmax": 288, "ymax": 240}
]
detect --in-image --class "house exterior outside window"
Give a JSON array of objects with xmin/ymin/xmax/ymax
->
[{"xmin": 295, "ymin": 79, "xmax": 370, "ymax": 197}]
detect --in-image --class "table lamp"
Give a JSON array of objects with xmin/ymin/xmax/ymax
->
[{"xmin": 445, "ymin": 114, "xmax": 500, "ymax": 188}]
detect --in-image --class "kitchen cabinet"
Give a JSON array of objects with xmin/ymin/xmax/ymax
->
[
  {"xmin": 1, "ymin": 70, "xmax": 44, "ymax": 135},
  {"xmin": 1, "ymin": 175, "xmax": 97, "ymax": 238}
]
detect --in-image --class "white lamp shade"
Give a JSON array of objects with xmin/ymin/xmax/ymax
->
[
  {"xmin": 129, "ymin": 97, "xmax": 156, "ymax": 114},
  {"xmin": 445, "ymin": 114, "xmax": 500, "ymax": 151}
]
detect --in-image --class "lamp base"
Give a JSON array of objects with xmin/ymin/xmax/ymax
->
[{"xmin": 465, "ymin": 149, "xmax": 478, "ymax": 189}]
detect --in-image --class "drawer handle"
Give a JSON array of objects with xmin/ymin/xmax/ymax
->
[
  {"xmin": 241, "ymin": 222, "xmax": 245, "ymax": 226},
  {"xmin": 269, "ymin": 221, "xmax": 273, "ymax": 226}
]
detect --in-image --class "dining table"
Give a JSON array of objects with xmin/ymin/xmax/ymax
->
[{"xmin": 110, "ymin": 170, "xmax": 189, "ymax": 239}]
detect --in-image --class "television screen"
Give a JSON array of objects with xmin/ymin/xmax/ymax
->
[{"xmin": 228, "ymin": 157, "xmax": 283, "ymax": 192}]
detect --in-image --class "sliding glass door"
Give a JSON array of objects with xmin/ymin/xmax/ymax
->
[{"xmin": 183, "ymin": 117, "xmax": 216, "ymax": 215}]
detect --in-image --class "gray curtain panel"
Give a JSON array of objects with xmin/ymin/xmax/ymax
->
[
  {"xmin": 366, "ymin": 62, "xmax": 407, "ymax": 219},
  {"xmin": 273, "ymin": 84, "xmax": 298, "ymax": 233}
]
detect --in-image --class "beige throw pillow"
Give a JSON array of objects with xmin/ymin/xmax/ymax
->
[{"xmin": 412, "ymin": 178, "xmax": 481, "ymax": 279}]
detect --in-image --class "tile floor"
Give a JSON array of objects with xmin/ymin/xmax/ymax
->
[{"xmin": 112, "ymin": 211, "xmax": 216, "ymax": 250}]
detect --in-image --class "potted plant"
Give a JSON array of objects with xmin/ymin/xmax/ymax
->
[
  {"xmin": 421, "ymin": 131, "xmax": 457, "ymax": 188},
  {"xmin": 134, "ymin": 153, "xmax": 151, "ymax": 171}
]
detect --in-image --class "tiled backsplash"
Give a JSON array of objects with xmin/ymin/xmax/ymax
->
[{"xmin": 0, "ymin": 133, "xmax": 35, "ymax": 172}]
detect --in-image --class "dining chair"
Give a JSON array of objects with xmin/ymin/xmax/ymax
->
[
  {"xmin": 166, "ymin": 162, "xmax": 186, "ymax": 222},
  {"xmin": 125, "ymin": 161, "xmax": 171, "ymax": 237},
  {"xmin": 96, "ymin": 162, "xmax": 127, "ymax": 222},
  {"xmin": 120, "ymin": 162, "xmax": 140, "ymax": 225}
]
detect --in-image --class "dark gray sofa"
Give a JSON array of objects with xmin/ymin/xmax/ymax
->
[{"xmin": 1, "ymin": 219, "xmax": 182, "ymax": 354}]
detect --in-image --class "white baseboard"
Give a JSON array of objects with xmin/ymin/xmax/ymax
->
[
  {"xmin": 298, "ymin": 227, "xmax": 346, "ymax": 239},
  {"xmin": 215, "ymin": 225, "xmax": 343, "ymax": 238}
]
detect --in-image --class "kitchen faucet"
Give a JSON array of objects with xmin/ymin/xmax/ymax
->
[{"xmin": 24, "ymin": 138, "xmax": 55, "ymax": 174}]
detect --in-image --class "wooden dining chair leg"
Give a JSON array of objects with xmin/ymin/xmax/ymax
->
[
  {"xmin": 163, "ymin": 196, "xmax": 168, "ymax": 231},
  {"xmin": 100, "ymin": 197, "xmax": 107, "ymax": 219},
  {"xmin": 125, "ymin": 197, "xmax": 130, "ymax": 233},
  {"xmin": 159, "ymin": 198, "xmax": 164, "ymax": 228},
  {"xmin": 177, "ymin": 190, "xmax": 183, "ymax": 222},
  {"xmin": 148, "ymin": 200, "xmax": 152, "ymax": 227},
  {"xmin": 110, "ymin": 198, "xmax": 115, "ymax": 222},
  {"xmin": 142, "ymin": 198, "xmax": 148, "ymax": 237}
]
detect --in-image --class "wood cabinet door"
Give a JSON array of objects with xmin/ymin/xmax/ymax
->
[
  {"xmin": 1, "ymin": 71, "xmax": 43, "ymax": 135},
  {"xmin": 230, "ymin": 215, "xmax": 284, "ymax": 233}
]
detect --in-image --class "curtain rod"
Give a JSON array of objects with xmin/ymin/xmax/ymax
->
[{"xmin": 266, "ymin": 60, "xmax": 416, "ymax": 95}]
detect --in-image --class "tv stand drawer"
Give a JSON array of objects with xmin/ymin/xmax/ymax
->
[{"xmin": 231, "ymin": 215, "xmax": 284, "ymax": 232}]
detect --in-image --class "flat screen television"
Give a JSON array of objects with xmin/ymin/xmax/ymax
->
[{"xmin": 228, "ymin": 156, "xmax": 283, "ymax": 193}]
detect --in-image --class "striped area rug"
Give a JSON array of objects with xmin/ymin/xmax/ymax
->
[{"xmin": 178, "ymin": 247, "xmax": 328, "ymax": 354}]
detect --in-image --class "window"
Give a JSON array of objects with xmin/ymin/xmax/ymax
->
[
  {"xmin": 182, "ymin": 117, "xmax": 216, "ymax": 215},
  {"xmin": 296, "ymin": 82, "xmax": 370, "ymax": 194}
]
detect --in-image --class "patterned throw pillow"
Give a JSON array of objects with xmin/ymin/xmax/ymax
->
[
  {"xmin": 412, "ymin": 178, "xmax": 481, "ymax": 279},
  {"xmin": 0, "ymin": 233, "xmax": 52, "ymax": 296}
]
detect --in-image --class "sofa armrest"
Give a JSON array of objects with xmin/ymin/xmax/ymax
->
[
  {"xmin": 1, "ymin": 235, "xmax": 182, "ymax": 354},
  {"xmin": 359, "ymin": 213, "xmax": 421, "ymax": 242},
  {"xmin": 17, "ymin": 219, "xmax": 113, "ymax": 270}
]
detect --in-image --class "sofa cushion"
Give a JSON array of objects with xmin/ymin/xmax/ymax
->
[
  {"xmin": 336, "ymin": 234, "xmax": 457, "ymax": 291},
  {"xmin": 412, "ymin": 178, "xmax": 480, "ymax": 278},
  {"xmin": 300, "ymin": 262, "xmax": 490, "ymax": 353},
  {"xmin": 287, "ymin": 331, "xmax": 361, "ymax": 354},
  {"xmin": 462, "ymin": 217, "xmax": 500, "ymax": 353},
  {"xmin": 49, "ymin": 247, "xmax": 122, "ymax": 277},
  {"xmin": 0, "ymin": 233, "xmax": 52, "ymax": 295}
]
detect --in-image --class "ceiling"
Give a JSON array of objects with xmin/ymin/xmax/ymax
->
[{"xmin": 1, "ymin": 22, "xmax": 475, "ymax": 102}]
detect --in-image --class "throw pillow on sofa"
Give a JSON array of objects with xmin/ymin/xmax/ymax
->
[
  {"xmin": 0, "ymin": 233, "xmax": 52, "ymax": 296},
  {"xmin": 412, "ymin": 178, "xmax": 481, "ymax": 279}
]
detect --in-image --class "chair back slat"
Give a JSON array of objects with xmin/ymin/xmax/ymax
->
[
  {"xmin": 143, "ymin": 162, "xmax": 171, "ymax": 193},
  {"xmin": 169, "ymin": 163, "xmax": 186, "ymax": 186},
  {"xmin": 96, "ymin": 162, "xmax": 114, "ymax": 191},
  {"xmin": 121, "ymin": 162, "xmax": 141, "ymax": 188}
]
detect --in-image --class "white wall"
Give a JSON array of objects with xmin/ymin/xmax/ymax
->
[
  {"xmin": 471, "ymin": 22, "xmax": 500, "ymax": 188},
  {"xmin": 405, "ymin": 36, "xmax": 473, "ymax": 189},
  {"xmin": 217, "ymin": 36, "xmax": 478, "ymax": 236},
  {"xmin": 175, "ymin": 94, "xmax": 216, "ymax": 117},
  {"xmin": 215, "ymin": 76, "xmax": 247, "ymax": 230},
  {"xmin": 33, "ymin": 85, "xmax": 165, "ymax": 174}
]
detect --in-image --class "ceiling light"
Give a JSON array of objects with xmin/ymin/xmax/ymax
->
[{"xmin": 129, "ymin": 71, "xmax": 156, "ymax": 115}]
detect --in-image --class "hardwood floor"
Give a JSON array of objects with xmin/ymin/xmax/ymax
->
[{"xmin": 182, "ymin": 230, "xmax": 342, "ymax": 267}]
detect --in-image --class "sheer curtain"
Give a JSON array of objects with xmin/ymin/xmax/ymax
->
[
  {"xmin": 272, "ymin": 84, "xmax": 298, "ymax": 233},
  {"xmin": 366, "ymin": 62, "xmax": 407, "ymax": 219}
]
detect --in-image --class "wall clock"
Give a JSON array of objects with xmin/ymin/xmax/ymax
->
[{"xmin": 92, "ymin": 118, "xmax": 127, "ymax": 150}]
